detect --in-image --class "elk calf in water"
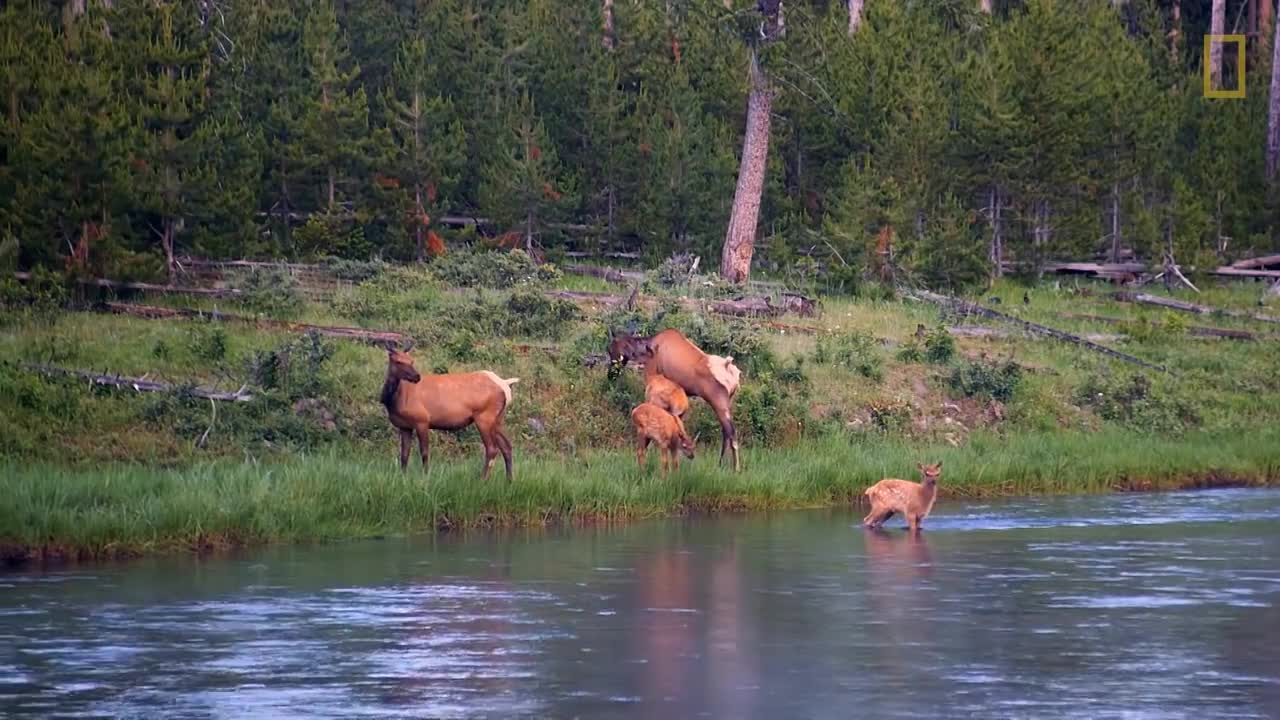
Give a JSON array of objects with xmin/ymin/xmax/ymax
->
[
  {"xmin": 608, "ymin": 328, "xmax": 741, "ymax": 470},
  {"xmin": 644, "ymin": 372, "xmax": 689, "ymax": 420},
  {"xmin": 631, "ymin": 401, "xmax": 696, "ymax": 478},
  {"xmin": 863, "ymin": 462, "xmax": 942, "ymax": 533},
  {"xmin": 381, "ymin": 344, "xmax": 519, "ymax": 481}
]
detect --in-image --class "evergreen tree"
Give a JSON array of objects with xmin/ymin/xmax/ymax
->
[
  {"xmin": 478, "ymin": 90, "xmax": 578, "ymax": 254},
  {"xmin": 378, "ymin": 36, "xmax": 466, "ymax": 260}
]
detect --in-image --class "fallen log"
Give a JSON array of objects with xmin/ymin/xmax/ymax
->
[
  {"xmin": 1112, "ymin": 292, "xmax": 1280, "ymax": 325},
  {"xmin": 14, "ymin": 272, "xmax": 242, "ymax": 297},
  {"xmin": 24, "ymin": 364, "xmax": 252, "ymax": 402},
  {"xmin": 561, "ymin": 264, "xmax": 645, "ymax": 285},
  {"xmin": 97, "ymin": 302, "xmax": 407, "ymax": 345},
  {"xmin": 946, "ymin": 325, "xmax": 1123, "ymax": 343},
  {"xmin": 906, "ymin": 289, "xmax": 1166, "ymax": 372},
  {"xmin": 1058, "ymin": 312, "xmax": 1265, "ymax": 341},
  {"xmin": 1231, "ymin": 253, "xmax": 1280, "ymax": 270}
]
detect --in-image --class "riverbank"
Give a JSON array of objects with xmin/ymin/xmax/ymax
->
[{"xmin": 4, "ymin": 429, "xmax": 1277, "ymax": 565}]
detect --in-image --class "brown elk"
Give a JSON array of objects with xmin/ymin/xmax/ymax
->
[
  {"xmin": 381, "ymin": 343, "xmax": 519, "ymax": 481},
  {"xmin": 645, "ymin": 372, "xmax": 689, "ymax": 420},
  {"xmin": 631, "ymin": 402, "xmax": 696, "ymax": 478},
  {"xmin": 862, "ymin": 462, "xmax": 942, "ymax": 533},
  {"xmin": 608, "ymin": 328, "xmax": 742, "ymax": 471}
]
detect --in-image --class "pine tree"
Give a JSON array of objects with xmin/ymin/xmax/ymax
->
[
  {"xmin": 478, "ymin": 90, "xmax": 578, "ymax": 254},
  {"xmin": 379, "ymin": 36, "xmax": 466, "ymax": 260},
  {"xmin": 114, "ymin": 0, "xmax": 212, "ymax": 281},
  {"xmin": 298, "ymin": 0, "xmax": 371, "ymax": 225}
]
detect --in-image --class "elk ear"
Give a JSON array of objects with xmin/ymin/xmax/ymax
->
[
  {"xmin": 917, "ymin": 462, "xmax": 925, "ymax": 472},
  {"xmin": 935, "ymin": 462, "xmax": 942, "ymax": 471},
  {"xmin": 403, "ymin": 340, "xmax": 415, "ymax": 353}
]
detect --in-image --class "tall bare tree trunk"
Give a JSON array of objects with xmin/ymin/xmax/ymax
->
[
  {"xmin": 602, "ymin": 0, "xmax": 615, "ymax": 49},
  {"xmin": 980, "ymin": 0, "xmax": 992, "ymax": 14},
  {"xmin": 1110, "ymin": 182, "xmax": 1122, "ymax": 263},
  {"xmin": 1264, "ymin": 0, "xmax": 1275, "ymax": 55},
  {"xmin": 1170, "ymin": 0, "xmax": 1182, "ymax": 60},
  {"xmin": 989, "ymin": 187, "xmax": 1003, "ymax": 277},
  {"xmin": 721, "ymin": 52, "xmax": 773, "ymax": 284},
  {"xmin": 1211, "ymin": 0, "xmax": 1226, "ymax": 89},
  {"xmin": 848, "ymin": 0, "xmax": 864, "ymax": 33},
  {"xmin": 1267, "ymin": 1, "xmax": 1280, "ymax": 182}
]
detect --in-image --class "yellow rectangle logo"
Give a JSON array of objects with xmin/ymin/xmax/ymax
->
[{"xmin": 1204, "ymin": 34, "xmax": 1246, "ymax": 99}]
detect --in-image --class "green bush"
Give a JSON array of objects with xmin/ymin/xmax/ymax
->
[
  {"xmin": 331, "ymin": 266, "xmax": 439, "ymax": 325},
  {"xmin": 323, "ymin": 257, "xmax": 390, "ymax": 282},
  {"xmin": 502, "ymin": 290, "xmax": 581, "ymax": 338},
  {"xmin": 813, "ymin": 331, "xmax": 884, "ymax": 382},
  {"xmin": 924, "ymin": 325, "xmax": 956, "ymax": 363},
  {"xmin": 947, "ymin": 359, "xmax": 1023, "ymax": 402},
  {"xmin": 429, "ymin": 249, "xmax": 560, "ymax": 288},
  {"xmin": 0, "ymin": 266, "xmax": 69, "ymax": 314},
  {"xmin": 231, "ymin": 266, "xmax": 302, "ymax": 318},
  {"xmin": 247, "ymin": 331, "xmax": 335, "ymax": 399},
  {"xmin": 187, "ymin": 324, "xmax": 229, "ymax": 363},
  {"xmin": 1074, "ymin": 372, "xmax": 1199, "ymax": 435}
]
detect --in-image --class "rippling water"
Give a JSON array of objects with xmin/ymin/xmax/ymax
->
[{"xmin": 3, "ymin": 488, "xmax": 1280, "ymax": 718}]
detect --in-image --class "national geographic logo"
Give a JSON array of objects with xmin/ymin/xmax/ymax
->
[{"xmin": 1204, "ymin": 34, "xmax": 1246, "ymax": 99}]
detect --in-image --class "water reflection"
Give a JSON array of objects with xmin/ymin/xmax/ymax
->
[{"xmin": 2, "ymin": 489, "xmax": 1280, "ymax": 718}]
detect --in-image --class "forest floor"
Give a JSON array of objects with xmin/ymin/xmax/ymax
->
[{"xmin": 3, "ymin": 253, "xmax": 1279, "ymax": 564}]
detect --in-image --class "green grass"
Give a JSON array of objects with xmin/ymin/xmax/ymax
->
[
  {"xmin": 5, "ymin": 262, "xmax": 1280, "ymax": 563},
  {"xmin": 3, "ymin": 428, "xmax": 1277, "ymax": 564}
]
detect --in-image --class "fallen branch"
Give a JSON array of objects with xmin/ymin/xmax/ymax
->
[
  {"xmin": 1231, "ymin": 253, "xmax": 1280, "ymax": 270},
  {"xmin": 1112, "ymin": 292, "xmax": 1280, "ymax": 325},
  {"xmin": 947, "ymin": 325, "xmax": 1123, "ymax": 343},
  {"xmin": 97, "ymin": 302, "xmax": 408, "ymax": 345},
  {"xmin": 1058, "ymin": 313, "xmax": 1265, "ymax": 341},
  {"xmin": 905, "ymin": 289, "xmax": 1166, "ymax": 372},
  {"xmin": 24, "ymin": 364, "xmax": 253, "ymax": 402},
  {"xmin": 561, "ymin": 264, "xmax": 645, "ymax": 285},
  {"xmin": 15, "ymin": 272, "xmax": 241, "ymax": 297}
]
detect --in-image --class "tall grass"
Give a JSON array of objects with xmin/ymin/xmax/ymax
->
[{"xmin": 3, "ymin": 429, "xmax": 1277, "ymax": 563}]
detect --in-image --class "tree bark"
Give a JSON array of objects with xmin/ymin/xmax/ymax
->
[
  {"xmin": 1263, "ymin": 0, "xmax": 1274, "ymax": 56},
  {"xmin": 1267, "ymin": 3, "xmax": 1280, "ymax": 181},
  {"xmin": 1109, "ymin": 182, "xmax": 1122, "ymax": 263},
  {"xmin": 848, "ymin": 0, "xmax": 864, "ymax": 34},
  {"xmin": 721, "ymin": 52, "xmax": 773, "ymax": 284},
  {"xmin": 602, "ymin": 0, "xmax": 616, "ymax": 49},
  {"xmin": 989, "ymin": 186, "xmax": 1003, "ymax": 278},
  {"xmin": 979, "ymin": 0, "xmax": 992, "ymax": 14},
  {"xmin": 1211, "ymin": 0, "xmax": 1226, "ymax": 89},
  {"xmin": 1170, "ymin": 0, "xmax": 1182, "ymax": 60},
  {"xmin": 162, "ymin": 217, "xmax": 176, "ymax": 283}
]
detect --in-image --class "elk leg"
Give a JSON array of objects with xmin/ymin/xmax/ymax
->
[
  {"xmin": 713, "ymin": 400, "xmax": 739, "ymax": 472},
  {"xmin": 671, "ymin": 446, "xmax": 680, "ymax": 473},
  {"xmin": 637, "ymin": 438, "xmax": 649, "ymax": 471},
  {"xmin": 399, "ymin": 429, "xmax": 413, "ymax": 470},
  {"xmin": 415, "ymin": 425, "xmax": 431, "ymax": 473},
  {"xmin": 495, "ymin": 429, "xmax": 514, "ymax": 482},
  {"xmin": 479, "ymin": 432, "xmax": 498, "ymax": 481}
]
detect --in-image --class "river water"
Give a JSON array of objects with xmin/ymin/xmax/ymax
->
[{"xmin": 3, "ymin": 488, "xmax": 1280, "ymax": 719}]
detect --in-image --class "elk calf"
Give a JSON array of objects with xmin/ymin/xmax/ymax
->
[
  {"xmin": 863, "ymin": 462, "xmax": 942, "ymax": 533},
  {"xmin": 631, "ymin": 402, "xmax": 695, "ymax": 478},
  {"xmin": 645, "ymin": 372, "xmax": 689, "ymax": 420}
]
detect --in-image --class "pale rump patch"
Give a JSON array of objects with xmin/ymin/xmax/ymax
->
[
  {"xmin": 480, "ymin": 371, "xmax": 520, "ymax": 407},
  {"xmin": 706, "ymin": 354, "xmax": 741, "ymax": 396}
]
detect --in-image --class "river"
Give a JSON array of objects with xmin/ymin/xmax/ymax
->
[{"xmin": 3, "ymin": 488, "xmax": 1280, "ymax": 719}]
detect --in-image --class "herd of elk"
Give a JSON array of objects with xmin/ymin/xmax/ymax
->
[
  {"xmin": 607, "ymin": 328, "xmax": 743, "ymax": 472},
  {"xmin": 379, "ymin": 324, "xmax": 940, "ymax": 533}
]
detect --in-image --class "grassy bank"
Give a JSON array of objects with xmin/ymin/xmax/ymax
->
[
  {"xmin": 3, "ymin": 429, "xmax": 1278, "ymax": 564},
  {"xmin": 4, "ymin": 252, "xmax": 1280, "ymax": 563}
]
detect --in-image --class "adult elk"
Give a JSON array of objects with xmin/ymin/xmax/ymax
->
[
  {"xmin": 607, "ymin": 328, "xmax": 742, "ymax": 471},
  {"xmin": 381, "ymin": 342, "xmax": 519, "ymax": 481}
]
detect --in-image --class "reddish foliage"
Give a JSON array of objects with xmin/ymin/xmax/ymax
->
[
  {"xmin": 542, "ymin": 182, "xmax": 562, "ymax": 202},
  {"xmin": 530, "ymin": 145, "xmax": 542, "ymax": 161},
  {"xmin": 638, "ymin": 142, "xmax": 652, "ymax": 156},
  {"xmin": 494, "ymin": 231, "xmax": 522, "ymax": 249},
  {"xmin": 426, "ymin": 230, "xmax": 446, "ymax": 257},
  {"xmin": 374, "ymin": 173, "xmax": 401, "ymax": 189},
  {"xmin": 425, "ymin": 180, "xmax": 438, "ymax": 203},
  {"xmin": 671, "ymin": 35, "xmax": 682, "ymax": 64}
]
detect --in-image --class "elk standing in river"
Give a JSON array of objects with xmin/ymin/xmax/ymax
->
[
  {"xmin": 381, "ymin": 343, "xmax": 519, "ymax": 481},
  {"xmin": 608, "ymin": 328, "xmax": 742, "ymax": 471},
  {"xmin": 863, "ymin": 462, "xmax": 942, "ymax": 533}
]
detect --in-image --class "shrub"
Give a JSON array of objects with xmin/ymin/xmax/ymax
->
[
  {"xmin": 230, "ymin": 266, "xmax": 302, "ymax": 318},
  {"xmin": 1074, "ymin": 372, "xmax": 1199, "ymax": 435},
  {"xmin": 924, "ymin": 325, "xmax": 956, "ymax": 363},
  {"xmin": 323, "ymin": 257, "xmax": 390, "ymax": 282},
  {"xmin": 187, "ymin": 324, "xmax": 229, "ymax": 363},
  {"xmin": 502, "ymin": 290, "xmax": 581, "ymax": 338},
  {"xmin": 0, "ymin": 266, "xmax": 69, "ymax": 314},
  {"xmin": 330, "ymin": 266, "xmax": 439, "ymax": 325},
  {"xmin": 429, "ymin": 249, "xmax": 560, "ymax": 288},
  {"xmin": 246, "ymin": 331, "xmax": 335, "ymax": 399},
  {"xmin": 813, "ymin": 331, "xmax": 884, "ymax": 382},
  {"xmin": 947, "ymin": 359, "xmax": 1023, "ymax": 402}
]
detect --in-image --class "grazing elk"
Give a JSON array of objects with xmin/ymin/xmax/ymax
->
[
  {"xmin": 608, "ymin": 328, "xmax": 742, "ymax": 471},
  {"xmin": 862, "ymin": 462, "xmax": 942, "ymax": 533},
  {"xmin": 381, "ymin": 343, "xmax": 519, "ymax": 481},
  {"xmin": 631, "ymin": 401, "xmax": 696, "ymax": 478}
]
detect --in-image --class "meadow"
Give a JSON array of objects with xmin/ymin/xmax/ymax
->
[{"xmin": 3, "ymin": 251, "xmax": 1280, "ymax": 562}]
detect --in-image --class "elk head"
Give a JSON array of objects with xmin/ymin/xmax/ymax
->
[
  {"xmin": 385, "ymin": 341, "xmax": 422, "ymax": 384},
  {"xmin": 917, "ymin": 462, "xmax": 942, "ymax": 485}
]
